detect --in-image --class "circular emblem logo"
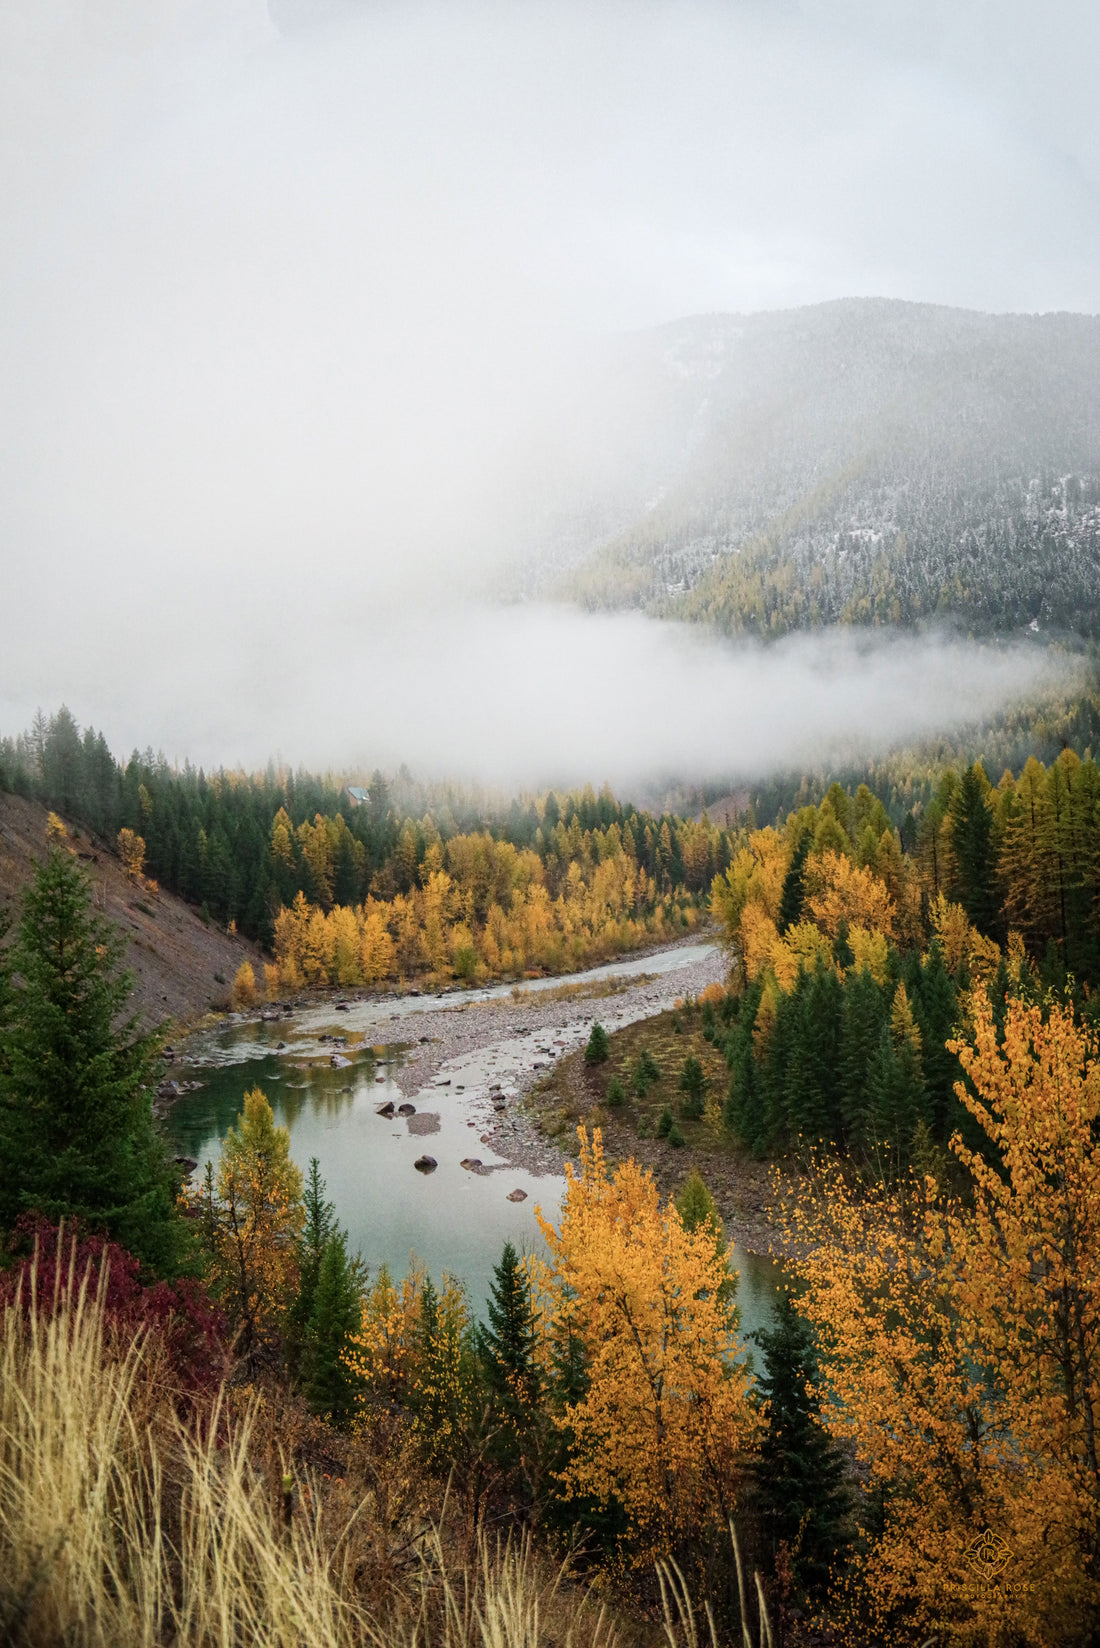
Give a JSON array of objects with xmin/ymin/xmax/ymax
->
[{"xmin": 964, "ymin": 1529, "xmax": 1012, "ymax": 1580}]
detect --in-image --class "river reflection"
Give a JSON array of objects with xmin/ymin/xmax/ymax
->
[{"xmin": 168, "ymin": 997, "xmax": 786, "ymax": 1342}]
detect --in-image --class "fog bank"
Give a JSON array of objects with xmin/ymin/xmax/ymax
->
[{"xmin": 0, "ymin": 608, "xmax": 1070, "ymax": 789}]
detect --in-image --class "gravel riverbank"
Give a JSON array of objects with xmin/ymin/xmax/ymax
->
[{"xmin": 381, "ymin": 943, "xmax": 730, "ymax": 1176}]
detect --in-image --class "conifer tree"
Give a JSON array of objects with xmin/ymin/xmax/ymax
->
[
  {"xmin": 947, "ymin": 763, "xmax": 999, "ymax": 937},
  {"xmin": 753, "ymin": 1292, "xmax": 849, "ymax": 1602},
  {"xmin": 304, "ymin": 1229, "xmax": 363, "ymax": 1427},
  {"xmin": 0, "ymin": 831, "xmax": 181, "ymax": 1274},
  {"xmin": 584, "ymin": 1021, "xmax": 610, "ymax": 1064},
  {"xmin": 677, "ymin": 1055, "xmax": 707, "ymax": 1118},
  {"xmin": 777, "ymin": 829, "xmax": 811, "ymax": 934},
  {"xmin": 478, "ymin": 1239, "xmax": 540, "ymax": 1475}
]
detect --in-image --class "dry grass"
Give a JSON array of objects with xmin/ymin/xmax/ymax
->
[
  {"xmin": 0, "ymin": 1248, "xmax": 622, "ymax": 1648},
  {"xmin": 506, "ymin": 975, "xmax": 658, "ymax": 1007}
]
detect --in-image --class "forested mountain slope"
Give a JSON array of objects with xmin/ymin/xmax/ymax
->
[
  {"xmin": 0, "ymin": 792, "xmax": 262, "ymax": 1026},
  {"xmin": 550, "ymin": 299, "xmax": 1100, "ymax": 637}
]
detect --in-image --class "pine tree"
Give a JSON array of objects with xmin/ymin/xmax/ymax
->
[
  {"xmin": 304, "ymin": 1230, "xmax": 363, "ymax": 1427},
  {"xmin": 839, "ymin": 964, "xmax": 889, "ymax": 1148},
  {"xmin": 677, "ymin": 1055, "xmax": 707, "ymax": 1119},
  {"xmin": 584, "ymin": 1021, "xmax": 610, "ymax": 1064},
  {"xmin": 777, "ymin": 830, "xmax": 811, "ymax": 933},
  {"xmin": 948, "ymin": 764, "xmax": 999, "ymax": 937},
  {"xmin": 912, "ymin": 940, "xmax": 961, "ymax": 1142},
  {"xmin": 0, "ymin": 832, "xmax": 181, "ymax": 1274},
  {"xmin": 753, "ymin": 1292, "xmax": 850, "ymax": 1603},
  {"xmin": 478, "ymin": 1240, "xmax": 540, "ymax": 1474},
  {"xmin": 288, "ymin": 1156, "xmax": 337, "ymax": 1371}
]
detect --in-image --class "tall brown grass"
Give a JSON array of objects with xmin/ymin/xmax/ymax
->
[{"xmin": 0, "ymin": 1246, "xmax": 618, "ymax": 1648}]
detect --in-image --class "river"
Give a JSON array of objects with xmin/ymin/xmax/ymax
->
[{"xmin": 166, "ymin": 939, "xmax": 785, "ymax": 1345}]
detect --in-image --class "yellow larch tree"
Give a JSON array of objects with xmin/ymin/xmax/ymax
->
[
  {"xmin": 534, "ymin": 1128, "xmax": 756, "ymax": 1563},
  {"xmin": 196, "ymin": 1086, "xmax": 305, "ymax": 1368},
  {"xmin": 778, "ymin": 992, "xmax": 1100, "ymax": 1645}
]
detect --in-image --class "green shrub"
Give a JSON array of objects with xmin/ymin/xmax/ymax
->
[
  {"xmin": 668, "ymin": 1123, "xmax": 686, "ymax": 1148},
  {"xmin": 607, "ymin": 1077, "xmax": 625, "ymax": 1108},
  {"xmin": 656, "ymin": 1106, "xmax": 673, "ymax": 1139}
]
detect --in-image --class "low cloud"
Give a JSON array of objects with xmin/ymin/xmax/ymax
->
[{"xmin": 1, "ymin": 605, "xmax": 1071, "ymax": 791}]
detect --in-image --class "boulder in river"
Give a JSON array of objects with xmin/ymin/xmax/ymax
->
[
  {"xmin": 376, "ymin": 1101, "xmax": 395, "ymax": 1117},
  {"xmin": 506, "ymin": 1189, "xmax": 528, "ymax": 1203},
  {"xmin": 460, "ymin": 1157, "xmax": 482, "ymax": 1171},
  {"xmin": 414, "ymin": 1155, "xmax": 437, "ymax": 1173},
  {"xmin": 174, "ymin": 1156, "xmax": 198, "ymax": 1176},
  {"xmin": 330, "ymin": 1053, "xmax": 352, "ymax": 1068},
  {"xmin": 398, "ymin": 1103, "xmax": 416, "ymax": 1116}
]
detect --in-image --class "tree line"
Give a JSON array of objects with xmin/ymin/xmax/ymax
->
[
  {"xmin": 0, "ymin": 708, "xmax": 735, "ymax": 957},
  {"xmin": 713, "ymin": 752, "xmax": 1100, "ymax": 1175}
]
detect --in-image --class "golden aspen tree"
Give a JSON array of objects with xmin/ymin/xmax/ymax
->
[{"xmin": 535, "ymin": 1128, "xmax": 756, "ymax": 1563}]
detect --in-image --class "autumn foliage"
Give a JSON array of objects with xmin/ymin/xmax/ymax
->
[
  {"xmin": 778, "ymin": 993, "xmax": 1100, "ymax": 1644},
  {"xmin": 269, "ymin": 829, "xmax": 703, "ymax": 990},
  {"xmin": 533, "ymin": 1128, "xmax": 755, "ymax": 1564}
]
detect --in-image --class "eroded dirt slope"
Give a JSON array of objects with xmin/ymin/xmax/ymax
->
[{"xmin": 0, "ymin": 792, "xmax": 264, "ymax": 1029}]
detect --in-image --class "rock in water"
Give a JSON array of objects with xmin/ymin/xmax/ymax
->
[
  {"xmin": 398, "ymin": 1103, "xmax": 416, "ymax": 1116},
  {"xmin": 506, "ymin": 1188, "xmax": 527, "ymax": 1202},
  {"xmin": 414, "ymin": 1155, "xmax": 437, "ymax": 1173},
  {"xmin": 376, "ymin": 1101, "xmax": 395, "ymax": 1117}
]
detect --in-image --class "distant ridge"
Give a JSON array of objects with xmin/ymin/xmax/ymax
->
[{"xmin": 536, "ymin": 298, "xmax": 1100, "ymax": 640}]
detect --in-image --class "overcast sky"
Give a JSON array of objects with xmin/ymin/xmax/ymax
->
[{"xmin": 1, "ymin": 0, "xmax": 1095, "ymax": 780}]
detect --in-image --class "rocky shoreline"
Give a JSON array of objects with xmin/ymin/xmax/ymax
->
[{"xmin": 384, "ymin": 945, "xmax": 731, "ymax": 1179}]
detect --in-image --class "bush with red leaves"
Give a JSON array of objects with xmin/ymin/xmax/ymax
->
[{"xmin": 1, "ymin": 1216, "xmax": 227, "ymax": 1404}]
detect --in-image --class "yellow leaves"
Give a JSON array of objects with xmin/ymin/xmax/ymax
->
[
  {"xmin": 197, "ymin": 1087, "xmax": 306, "ymax": 1360},
  {"xmin": 889, "ymin": 981, "xmax": 921, "ymax": 1055},
  {"xmin": 710, "ymin": 829, "xmax": 787, "ymax": 948},
  {"xmin": 783, "ymin": 995, "xmax": 1100, "ymax": 1642},
  {"xmin": 928, "ymin": 892, "xmax": 1001, "ymax": 982},
  {"xmin": 848, "ymin": 923, "xmax": 891, "ymax": 983},
  {"xmin": 270, "ymin": 833, "xmax": 697, "ymax": 990},
  {"xmin": 535, "ymin": 1127, "xmax": 755, "ymax": 1561},
  {"xmin": 116, "ymin": 827, "xmax": 146, "ymax": 883},
  {"xmin": 231, "ymin": 960, "xmax": 257, "ymax": 1009},
  {"xmin": 805, "ymin": 849, "xmax": 896, "ymax": 941}
]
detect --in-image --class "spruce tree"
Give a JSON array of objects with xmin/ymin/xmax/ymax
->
[
  {"xmin": 478, "ymin": 1240, "xmax": 540, "ymax": 1472},
  {"xmin": 948, "ymin": 763, "xmax": 1000, "ymax": 937},
  {"xmin": 584, "ymin": 1021, "xmax": 610, "ymax": 1064},
  {"xmin": 288, "ymin": 1156, "xmax": 337, "ymax": 1371},
  {"xmin": 0, "ymin": 833, "xmax": 181, "ymax": 1274},
  {"xmin": 304, "ymin": 1230, "xmax": 363, "ymax": 1427},
  {"xmin": 677, "ymin": 1054, "xmax": 707, "ymax": 1118},
  {"xmin": 753, "ymin": 1292, "xmax": 850, "ymax": 1603},
  {"xmin": 777, "ymin": 829, "xmax": 811, "ymax": 933}
]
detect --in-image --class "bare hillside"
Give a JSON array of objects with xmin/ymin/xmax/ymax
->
[{"xmin": 0, "ymin": 792, "xmax": 264, "ymax": 1029}]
